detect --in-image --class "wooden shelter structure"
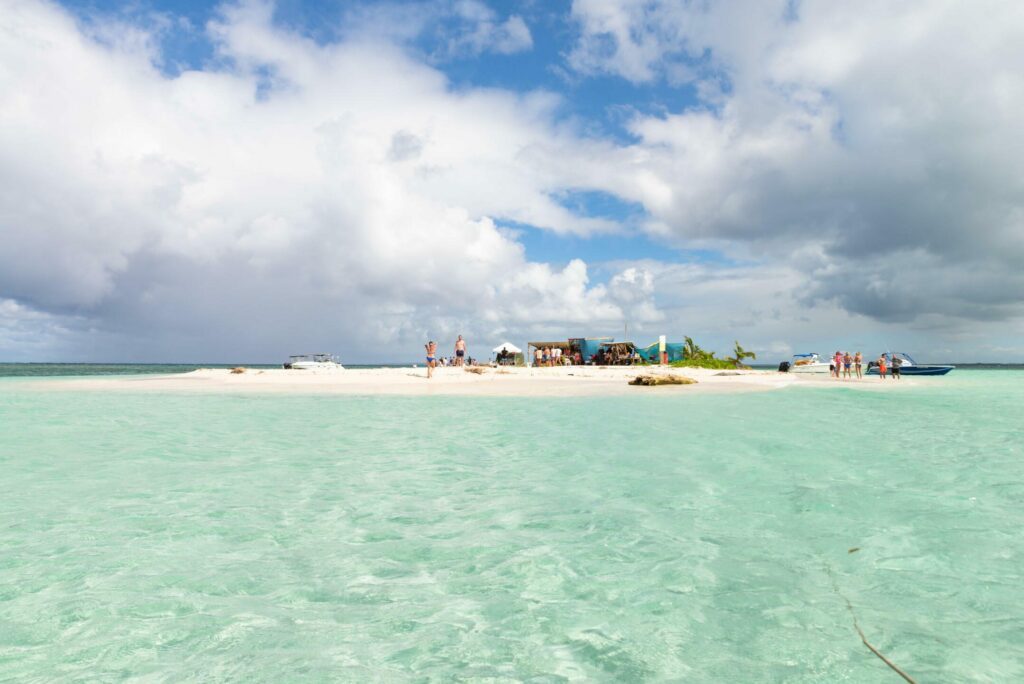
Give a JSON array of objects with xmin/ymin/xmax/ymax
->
[
  {"xmin": 526, "ymin": 341, "xmax": 575, "ymax": 365},
  {"xmin": 597, "ymin": 341, "xmax": 639, "ymax": 365}
]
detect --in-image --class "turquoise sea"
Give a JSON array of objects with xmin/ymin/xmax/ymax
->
[
  {"xmin": 0, "ymin": 364, "xmax": 406, "ymax": 377},
  {"xmin": 1, "ymin": 370, "xmax": 1021, "ymax": 681}
]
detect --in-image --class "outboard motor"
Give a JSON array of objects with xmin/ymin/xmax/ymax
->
[{"xmin": 778, "ymin": 361, "xmax": 791, "ymax": 373}]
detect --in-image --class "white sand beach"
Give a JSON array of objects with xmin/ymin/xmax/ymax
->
[{"xmin": 33, "ymin": 366, "xmax": 922, "ymax": 397}]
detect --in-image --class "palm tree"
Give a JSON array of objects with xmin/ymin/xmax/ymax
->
[
  {"xmin": 728, "ymin": 341, "xmax": 757, "ymax": 368},
  {"xmin": 684, "ymin": 336, "xmax": 706, "ymax": 360}
]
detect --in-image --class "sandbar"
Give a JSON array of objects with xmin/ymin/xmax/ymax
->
[{"xmin": 23, "ymin": 366, "xmax": 924, "ymax": 397}]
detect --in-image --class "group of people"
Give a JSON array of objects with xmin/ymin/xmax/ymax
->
[
  {"xmin": 423, "ymin": 335, "xmax": 470, "ymax": 379},
  {"xmin": 533, "ymin": 346, "xmax": 581, "ymax": 367},
  {"xmin": 828, "ymin": 351, "xmax": 902, "ymax": 380},
  {"xmin": 829, "ymin": 351, "xmax": 863, "ymax": 379},
  {"xmin": 531, "ymin": 345, "xmax": 643, "ymax": 367},
  {"xmin": 869, "ymin": 353, "xmax": 903, "ymax": 380}
]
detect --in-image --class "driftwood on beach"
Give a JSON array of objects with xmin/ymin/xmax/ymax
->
[{"xmin": 629, "ymin": 374, "xmax": 697, "ymax": 386}]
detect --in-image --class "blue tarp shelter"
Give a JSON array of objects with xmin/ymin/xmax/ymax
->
[
  {"xmin": 637, "ymin": 341, "xmax": 686, "ymax": 363},
  {"xmin": 569, "ymin": 337, "xmax": 613, "ymax": 363}
]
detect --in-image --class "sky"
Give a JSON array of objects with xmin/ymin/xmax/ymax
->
[{"xmin": 1, "ymin": 0, "xmax": 1023, "ymax": 363}]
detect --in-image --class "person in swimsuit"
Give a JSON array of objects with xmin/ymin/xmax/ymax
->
[
  {"xmin": 843, "ymin": 351, "xmax": 852, "ymax": 379},
  {"xmin": 833, "ymin": 351, "xmax": 843, "ymax": 379},
  {"xmin": 877, "ymin": 354, "xmax": 887, "ymax": 379},
  {"xmin": 854, "ymin": 351, "xmax": 863, "ymax": 379},
  {"xmin": 891, "ymin": 354, "xmax": 902, "ymax": 380},
  {"xmin": 454, "ymin": 335, "xmax": 466, "ymax": 367},
  {"xmin": 425, "ymin": 340, "xmax": 437, "ymax": 378}
]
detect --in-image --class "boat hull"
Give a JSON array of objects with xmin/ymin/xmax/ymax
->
[
  {"xmin": 789, "ymin": 364, "xmax": 832, "ymax": 374},
  {"xmin": 289, "ymin": 362, "xmax": 344, "ymax": 370},
  {"xmin": 866, "ymin": 366, "xmax": 954, "ymax": 376}
]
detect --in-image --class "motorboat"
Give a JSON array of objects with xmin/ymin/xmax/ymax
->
[
  {"xmin": 283, "ymin": 354, "xmax": 344, "ymax": 370},
  {"xmin": 866, "ymin": 352, "xmax": 954, "ymax": 376},
  {"xmin": 780, "ymin": 353, "xmax": 832, "ymax": 373}
]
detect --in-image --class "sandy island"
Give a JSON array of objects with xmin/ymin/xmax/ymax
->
[{"xmin": 29, "ymin": 366, "xmax": 925, "ymax": 397}]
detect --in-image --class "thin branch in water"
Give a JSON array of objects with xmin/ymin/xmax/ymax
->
[{"xmin": 825, "ymin": 562, "xmax": 919, "ymax": 684}]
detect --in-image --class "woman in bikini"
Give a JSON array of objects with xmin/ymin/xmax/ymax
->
[
  {"xmin": 843, "ymin": 351, "xmax": 852, "ymax": 379},
  {"xmin": 854, "ymin": 351, "xmax": 863, "ymax": 379},
  {"xmin": 425, "ymin": 341, "xmax": 437, "ymax": 379}
]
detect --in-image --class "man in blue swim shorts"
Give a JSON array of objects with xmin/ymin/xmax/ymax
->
[{"xmin": 454, "ymin": 335, "xmax": 466, "ymax": 366}]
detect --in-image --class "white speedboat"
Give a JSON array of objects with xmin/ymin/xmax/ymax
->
[
  {"xmin": 283, "ymin": 354, "xmax": 344, "ymax": 370},
  {"xmin": 782, "ymin": 352, "xmax": 831, "ymax": 374},
  {"xmin": 784, "ymin": 353, "xmax": 832, "ymax": 374}
]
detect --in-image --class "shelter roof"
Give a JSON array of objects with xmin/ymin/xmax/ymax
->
[{"xmin": 527, "ymin": 341, "xmax": 571, "ymax": 348}]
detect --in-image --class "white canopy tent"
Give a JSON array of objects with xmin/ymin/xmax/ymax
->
[{"xmin": 492, "ymin": 342, "xmax": 522, "ymax": 354}]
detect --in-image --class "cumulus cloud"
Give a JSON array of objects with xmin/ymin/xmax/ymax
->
[
  {"xmin": 3, "ymin": 0, "xmax": 1024, "ymax": 363},
  {"xmin": 569, "ymin": 0, "xmax": 1024, "ymax": 329},
  {"xmin": 0, "ymin": 299, "xmax": 84, "ymax": 361},
  {"xmin": 338, "ymin": 0, "xmax": 532, "ymax": 59},
  {"xmin": 568, "ymin": 0, "xmax": 698, "ymax": 83},
  {"xmin": 0, "ymin": 0, "xmax": 640, "ymax": 361},
  {"xmin": 444, "ymin": 0, "xmax": 533, "ymax": 57}
]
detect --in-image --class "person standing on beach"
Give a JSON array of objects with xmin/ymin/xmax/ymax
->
[
  {"xmin": 843, "ymin": 351, "xmax": 852, "ymax": 379},
  {"xmin": 854, "ymin": 351, "xmax": 863, "ymax": 379},
  {"xmin": 877, "ymin": 354, "xmax": 887, "ymax": 379},
  {"xmin": 425, "ymin": 341, "xmax": 437, "ymax": 378},
  {"xmin": 454, "ymin": 335, "xmax": 466, "ymax": 367},
  {"xmin": 891, "ymin": 354, "xmax": 902, "ymax": 380},
  {"xmin": 534, "ymin": 347, "xmax": 542, "ymax": 367}
]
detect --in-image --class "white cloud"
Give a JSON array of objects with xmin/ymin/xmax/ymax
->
[
  {"xmin": 446, "ymin": 1, "xmax": 533, "ymax": 56},
  {"xmin": 0, "ymin": 299, "xmax": 84, "ymax": 360},
  {"xmin": 337, "ymin": 0, "xmax": 533, "ymax": 59},
  {"xmin": 0, "ymin": 0, "xmax": 638, "ymax": 361},
  {"xmin": 568, "ymin": 0, "xmax": 1024, "ymax": 334},
  {"xmin": 568, "ymin": 0, "xmax": 691, "ymax": 83},
  {"xmin": 3, "ymin": 0, "xmax": 1024, "ymax": 362}
]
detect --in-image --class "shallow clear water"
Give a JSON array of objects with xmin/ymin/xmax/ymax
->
[
  {"xmin": 0, "ymin": 363, "xmax": 404, "ymax": 377},
  {"xmin": 1, "ymin": 372, "xmax": 1021, "ymax": 681}
]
